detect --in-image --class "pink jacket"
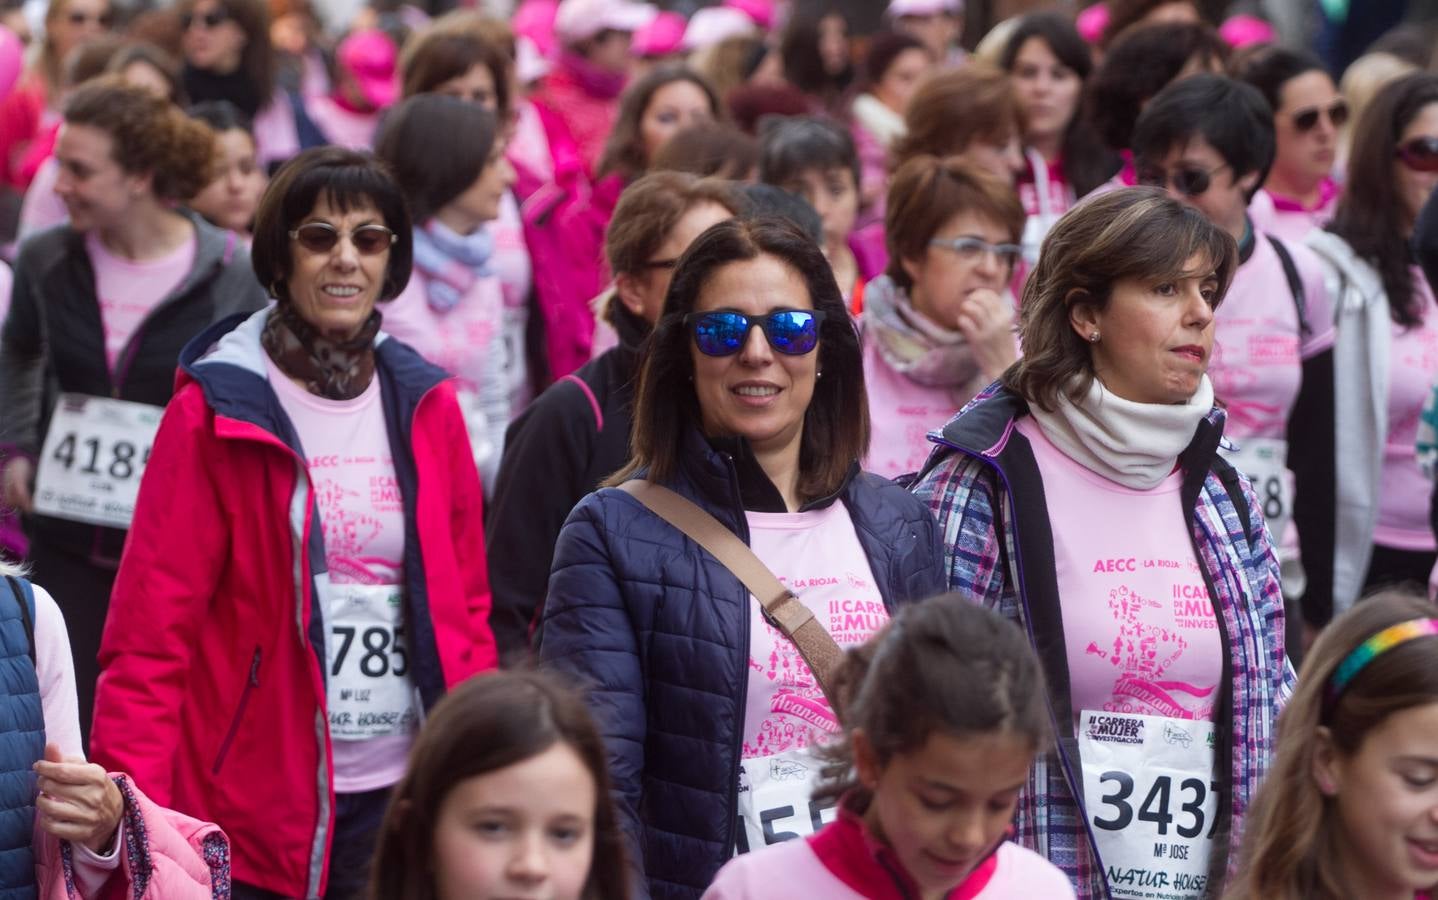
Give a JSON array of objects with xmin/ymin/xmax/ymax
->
[{"xmin": 35, "ymin": 774, "xmax": 229, "ymax": 899}]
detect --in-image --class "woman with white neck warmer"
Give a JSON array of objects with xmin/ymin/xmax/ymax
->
[
  {"xmin": 862, "ymin": 155, "xmax": 1023, "ymax": 479},
  {"xmin": 911, "ymin": 187, "xmax": 1293, "ymax": 900}
]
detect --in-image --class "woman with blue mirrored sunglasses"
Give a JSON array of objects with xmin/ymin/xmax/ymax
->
[{"xmin": 685, "ymin": 309, "xmax": 828, "ymax": 357}]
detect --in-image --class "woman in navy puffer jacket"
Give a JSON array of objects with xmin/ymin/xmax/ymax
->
[{"xmin": 540, "ymin": 217, "xmax": 945, "ymax": 900}]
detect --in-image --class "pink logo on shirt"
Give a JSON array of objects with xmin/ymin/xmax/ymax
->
[{"xmin": 1085, "ymin": 584, "xmax": 1216, "ymax": 720}]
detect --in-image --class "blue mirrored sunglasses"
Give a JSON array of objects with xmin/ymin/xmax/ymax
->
[{"xmin": 684, "ymin": 310, "xmax": 827, "ymax": 357}]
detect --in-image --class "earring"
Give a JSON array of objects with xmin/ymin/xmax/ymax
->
[
  {"xmin": 817, "ymin": 370, "xmax": 824, "ymax": 379},
  {"xmin": 1089, "ymin": 332, "xmax": 1100, "ymax": 343}
]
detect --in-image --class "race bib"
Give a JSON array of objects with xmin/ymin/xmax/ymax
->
[
  {"xmin": 1080, "ymin": 711, "xmax": 1220, "ymax": 900},
  {"xmin": 735, "ymin": 748, "xmax": 837, "ymax": 854},
  {"xmin": 320, "ymin": 578, "xmax": 418, "ymax": 741},
  {"xmin": 1219, "ymin": 437, "xmax": 1292, "ymax": 545},
  {"xmin": 33, "ymin": 394, "xmax": 161, "ymax": 529}
]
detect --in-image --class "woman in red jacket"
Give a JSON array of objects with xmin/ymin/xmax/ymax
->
[{"xmin": 89, "ymin": 146, "xmax": 497, "ymax": 900}]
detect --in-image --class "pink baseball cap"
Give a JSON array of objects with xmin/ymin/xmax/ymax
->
[
  {"xmin": 1076, "ymin": 3, "xmax": 1109, "ymax": 44},
  {"xmin": 513, "ymin": 0, "xmax": 559, "ymax": 60},
  {"xmin": 553, "ymin": 0, "xmax": 656, "ymax": 45},
  {"xmin": 1219, "ymin": 14, "xmax": 1276, "ymax": 48},
  {"xmin": 337, "ymin": 28, "xmax": 399, "ymax": 110},
  {"xmin": 722, "ymin": 0, "xmax": 775, "ymax": 29},
  {"xmin": 683, "ymin": 7, "xmax": 755, "ymax": 51},
  {"xmin": 633, "ymin": 11, "xmax": 686, "ymax": 58}
]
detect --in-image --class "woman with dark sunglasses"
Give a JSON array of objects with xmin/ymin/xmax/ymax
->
[
  {"xmin": 85, "ymin": 146, "xmax": 498, "ymax": 900},
  {"xmin": 913, "ymin": 188, "xmax": 1292, "ymax": 899},
  {"xmin": 540, "ymin": 217, "xmax": 943, "ymax": 899},
  {"xmin": 1235, "ymin": 47, "xmax": 1346, "ymax": 244},
  {"xmin": 862, "ymin": 154, "xmax": 1024, "ymax": 480},
  {"xmin": 1306, "ymin": 73, "xmax": 1438, "ymax": 615},
  {"xmin": 0, "ymin": 79, "xmax": 263, "ymax": 746}
]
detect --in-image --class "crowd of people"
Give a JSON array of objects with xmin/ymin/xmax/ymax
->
[{"xmin": 0, "ymin": 0, "xmax": 1436, "ymax": 897}]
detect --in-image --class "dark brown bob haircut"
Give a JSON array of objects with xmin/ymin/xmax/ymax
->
[
  {"xmin": 884, "ymin": 155, "xmax": 1026, "ymax": 292},
  {"xmin": 609, "ymin": 217, "xmax": 868, "ymax": 501},
  {"xmin": 1002, "ymin": 187, "xmax": 1236, "ymax": 412},
  {"xmin": 375, "ymin": 93, "xmax": 500, "ymax": 225},
  {"xmin": 251, "ymin": 146, "xmax": 413, "ymax": 303},
  {"xmin": 368, "ymin": 669, "xmax": 631, "ymax": 900},
  {"xmin": 400, "ymin": 26, "xmax": 512, "ymax": 121}
]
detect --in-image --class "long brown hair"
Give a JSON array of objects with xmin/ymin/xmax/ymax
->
[
  {"xmin": 1228, "ymin": 591, "xmax": 1438, "ymax": 900},
  {"xmin": 607, "ymin": 217, "xmax": 867, "ymax": 500},
  {"xmin": 368, "ymin": 670, "xmax": 630, "ymax": 900},
  {"xmin": 1002, "ymin": 187, "xmax": 1236, "ymax": 411},
  {"xmin": 596, "ymin": 66, "xmax": 722, "ymax": 182}
]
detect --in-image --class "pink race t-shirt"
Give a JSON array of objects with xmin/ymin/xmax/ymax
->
[
  {"xmin": 88, "ymin": 231, "xmax": 196, "ymax": 376},
  {"xmin": 1375, "ymin": 270, "xmax": 1438, "ymax": 551},
  {"xmin": 1249, "ymin": 181, "xmax": 1340, "ymax": 245},
  {"xmin": 1209, "ymin": 235, "xmax": 1334, "ymax": 440},
  {"xmin": 491, "ymin": 191, "xmax": 534, "ymax": 414},
  {"xmin": 860, "ymin": 337, "xmax": 972, "ymax": 481},
  {"xmin": 1017, "ymin": 418, "xmax": 1222, "ymax": 722},
  {"xmin": 267, "ymin": 356, "xmax": 414, "ymax": 792},
  {"xmin": 306, "ymin": 95, "xmax": 381, "ymax": 150},
  {"xmin": 738, "ymin": 503, "xmax": 887, "ymax": 849}
]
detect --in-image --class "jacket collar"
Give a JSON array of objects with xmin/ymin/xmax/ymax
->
[
  {"xmin": 680, "ymin": 429, "xmax": 856, "ymax": 514},
  {"xmin": 808, "ymin": 797, "xmax": 1002, "ymax": 900}
]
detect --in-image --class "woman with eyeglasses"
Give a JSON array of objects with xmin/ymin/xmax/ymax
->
[
  {"xmin": 912, "ymin": 187, "xmax": 1292, "ymax": 899},
  {"xmin": 374, "ymin": 94, "xmax": 516, "ymax": 491},
  {"xmin": 87, "ymin": 146, "xmax": 497, "ymax": 900},
  {"xmin": 1305, "ymin": 73, "xmax": 1438, "ymax": 612},
  {"xmin": 1235, "ymin": 47, "xmax": 1347, "ymax": 244},
  {"xmin": 862, "ymin": 155, "xmax": 1023, "ymax": 480},
  {"xmin": 539, "ymin": 216, "xmax": 944, "ymax": 899},
  {"xmin": 0, "ymin": 0, "xmax": 111, "ymax": 192},
  {"xmin": 0, "ymin": 79, "xmax": 264, "ymax": 745},
  {"xmin": 177, "ymin": 0, "xmax": 318, "ymax": 172}
]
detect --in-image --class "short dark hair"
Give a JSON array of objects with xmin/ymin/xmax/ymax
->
[
  {"xmin": 609, "ymin": 217, "xmax": 867, "ymax": 500},
  {"xmin": 176, "ymin": 0, "xmax": 274, "ymax": 102},
  {"xmin": 1231, "ymin": 46, "xmax": 1328, "ymax": 115},
  {"xmin": 735, "ymin": 184, "xmax": 823, "ymax": 244},
  {"xmin": 374, "ymin": 94, "xmax": 499, "ymax": 225},
  {"xmin": 1133, "ymin": 74, "xmax": 1275, "ymax": 201},
  {"xmin": 1103, "ymin": 0, "xmax": 1205, "ymax": 46},
  {"xmin": 400, "ymin": 27, "xmax": 511, "ymax": 121},
  {"xmin": 861, "ymin": 31, "xmax": 928, "ymax": 91},
  {"xmin": 106, "ymin": 41, "xmax": 186, "ymax": 104},
  {"xmin": 649, "ymin": 122, "xmax": 758, "ymax": 180},
  {"xmin": 368, "ymin": 669, "xmax": 631, "ymax": 900},
  {"xmin": 187, "ymin": 99, "xmax": 254, "ymax": 137},
  {"xmin": 1087, "ymin": 22, "xmax": 1230, "ymax": 151},
  {"xmin": 758, "ymin": 116, "xmax": 861, "ymax": 192},
  {"xmin": 251, "ymin": 146, "xmax": 413, "ymax": 303}
]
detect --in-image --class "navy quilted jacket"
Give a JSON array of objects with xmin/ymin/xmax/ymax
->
[{"xmin": 539, "ymin": 431, "xmax": 945, "ymax": 900}]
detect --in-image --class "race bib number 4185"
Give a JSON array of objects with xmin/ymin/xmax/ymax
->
[{"xmin": 33, "ymin": 394, "xmax": 161, "ymax": 529}]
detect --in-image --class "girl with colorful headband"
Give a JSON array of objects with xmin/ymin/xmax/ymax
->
[{"xmin": 1229, "ymin": 590, "xmax": 1438, "ymax": 900}]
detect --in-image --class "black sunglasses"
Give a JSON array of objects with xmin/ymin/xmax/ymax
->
[
  {"xmin": 685, "ymin": 309, "xmax": 826, "ymax": 357},
  {"xmin": 1137, "ymin": 163, "xmax": 1230, "ymax": 197},
  {"xmin": 180, "ymin": 9, "xmax": 228, "ymax": 29},
  {"xmin": 289, "ymin": 222, "xmax": 396, "ymax": 256},
  {"xmin": 1292, "ymin": 100, "xmax": 1348, "ymax": 133},
  {"xmin": 1396, "ymin": 137, "xmax": 1438, "ymax": 173}
]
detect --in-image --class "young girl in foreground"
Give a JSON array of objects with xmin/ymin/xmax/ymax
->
[
  {"xmin": 1229, "ymin": 591, "xmax": 1438, "ymax": 900},
  {"xmin": 704, "ymin": 595, "xmax": 1075, "ymax": 899},
  {"xmin": 368, "ymin": 670, "xmax": 631, "ymax": 900}
]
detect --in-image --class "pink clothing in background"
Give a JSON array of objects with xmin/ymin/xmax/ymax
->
[
  {"xmin": 491, "ymin": 191, "xmax": 536, "ymax": 412},
  {"xmin": 530, "ymin": 64, "xmax": 622, "ymax": 180},
  {"xmin": 1375, "ymin": 272, "xmax": 1438, "ymax": 551},
  {"xmin": 508, "ymin": 100, "xmax": 557, "ymax": 191},
  {"xmin": 306, "ymin": 95, "xmax": 382, "ymax": 150},
  {"xmin": 1209, "ymin": 235, "xmax": 1334, "ymax": 441},
  {"xmin": 31, "ymin": 581, "xmax": 82, "ymax": 758},
  {"xmin": 1016, "ymin": 417, "xmax": 1221, "ymax": 723},
  {"xmin": 16, "ymin": 154, "xmax": 65, "ymax": 242},
  {"xmin": 1249, "ymin": 180, "xmax": 1340, "ymax": 244},
  {"xmin": 265, "ymin": 354, "xmax": 413, "ymax": 792},
  {"xmin": 860, "ymin": 336, "xmax": 967, "ymax": 480},
  {"xmin": 88, "ymin": 231, "xmax": 196, "ymax": 375},
  {"xmin": 252, "ymin": 90, "xmax": 302, "ymax": 172}
]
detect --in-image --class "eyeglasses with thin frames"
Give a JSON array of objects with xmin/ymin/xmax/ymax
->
[{"xmin": 289, "ymin": 222, "xmax": 397, "ymax": 256}]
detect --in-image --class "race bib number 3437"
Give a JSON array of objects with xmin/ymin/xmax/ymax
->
[
  {"xmin": 33, "ymin": 394, "xmax": 161, "ymax": 529},
  {"xmin": 1080, "ymin": 711, "xmax": 1222, "ymax": 900}
]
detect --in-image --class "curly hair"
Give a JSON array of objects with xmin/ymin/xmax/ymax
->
[{"xmin": 63, "ymin": 75, "xmax": 216, "ymax": 200}]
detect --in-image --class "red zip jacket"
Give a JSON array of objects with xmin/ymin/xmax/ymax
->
[{"xmin": 90, "ymin": 309, "xmax": 496, "ymax": 897}]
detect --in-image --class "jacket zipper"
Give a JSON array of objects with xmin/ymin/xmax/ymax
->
[{"xmin": 212, "ymin": 646, "xmax": 262, "ymax": 774}]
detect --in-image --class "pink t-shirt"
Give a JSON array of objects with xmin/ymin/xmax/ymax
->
[
  {"xmin": 87, "ymin": 231, "xmax": 196, "ymax": 376},
  {"xmin": 1017, "ymin": 418, "xmax": 1222, "ymax": 722},
  {"xmin": 491, "ymin": 191, "xmax": 534, "ymax": 414},
  {"xmin": 860, "ymin": 336, "xmax": 970, "ymax": 480},
  {"xmin": 266, "ymin": 356, "xmax": 414, "ymax": 792},
  {"xmin": 738, "ymin": 504, "xmax": 887, "ymax": 847},
  {"xmin": 1249, "ymin": 181, "xmax": 1340, "ymax": 245},
  {"xmin": 1375, "ymin": 271, "xmax": 1438, "ymax": 551},
  {"xmin": 1209, "ymin": 235, "xmax": 1335, "ymax": 440},
  {"xmin": 306, "ymin": 95, "xmax": 381, "ymax": 150}
]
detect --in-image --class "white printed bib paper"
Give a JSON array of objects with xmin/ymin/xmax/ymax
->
[
  {"xmin": 320, "ymin": 577, "xmax": 418, "ymax": 741},
  {"xmin": 33, "ymin": 394, "xmax": 161, "ymax": 529},
  {"xmin": 1218, "ymin": 437, "xmax": 1292, "ymax": 545},
  {"xmin": 736, "ymin": 747, "xmax": 838, "ymax": 854},
  {"xmin": 1080, "ymin": 711, "xmax": 1220, "ymax": 900}
]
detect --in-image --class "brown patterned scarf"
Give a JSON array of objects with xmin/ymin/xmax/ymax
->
[{"xmin": 261, "ymin": 302, "xmax": 382, "ymax": 400}]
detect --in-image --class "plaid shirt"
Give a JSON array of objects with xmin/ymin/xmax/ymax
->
[{"xmin": 911, "ymin": 390, "xmax": 1294, "ymax": 899}]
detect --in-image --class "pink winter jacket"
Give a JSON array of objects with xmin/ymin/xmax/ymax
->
[{"xmin": 35, "ymin": 774, "xmax": 229, "ymax": 899}]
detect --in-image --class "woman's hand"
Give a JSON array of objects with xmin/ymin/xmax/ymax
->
[
  {"xmin": 1, "ymin": 457, "xmax": 33, "ymax": 513},
  {"xmin": 954, "ymin": 289, "xmax": 1018, "ymax": 380},
  {"xmin": 34, "ymin": 744, "xmax": 123, "ymax": 854}
]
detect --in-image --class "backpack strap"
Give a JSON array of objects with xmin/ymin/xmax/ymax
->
[
  {"xmin": 4, "ymin": 577, "xmax": 35, "ymax": 665},
  {"xmin": 1267, "ymin": 234, "xmax": 1311, "ymax": 339},
  {"xmin": 618, "ymin": 480, "xmax": 844, "ymax": 707}
]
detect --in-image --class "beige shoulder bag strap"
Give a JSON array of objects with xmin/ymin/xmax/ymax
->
[{"xmin": 618, "ymin": 479, "xmax": 845, "ymax": 707}]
